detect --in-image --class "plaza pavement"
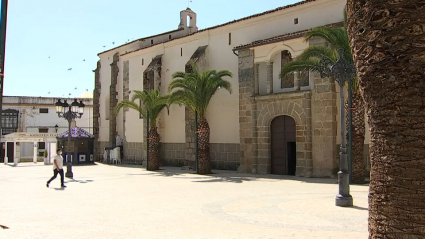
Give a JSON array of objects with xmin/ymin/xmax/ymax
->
[{"xmin": 0, "ymin": 163, "xmax": 368, "ymax": 239}]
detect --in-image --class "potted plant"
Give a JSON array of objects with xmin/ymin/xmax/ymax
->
[{"xmin": 43, "ymin": 150, "xmax": 49, "ymax": 165}]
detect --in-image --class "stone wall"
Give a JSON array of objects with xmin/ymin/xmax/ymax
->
[
  {"xmin": 160, "ymin": 143, "xmax": 186, "ymax": 167},
  {"xmin": 122, "ymin": 141, "xmax": 143, "ymax": 164},
  {"xmin": 109, "ymin": 53, "xmax": 119, "ymax": 147},
  {"xmin": 237, "ymin": 49, "xmax": 256, "ymax": 173},
  {"xmin": 184, "ymin": 108, "xmax": 196, "ymax": 168},
  {"xmin": 210, "ymin": 143, "xmax": 240, "ymax": 170},
  {"xmin": 93, "ymin": 61, "xmax": 101, "ymax": 161},
  {"xmin": 311, "ymin": 74, "xmax": 338, "ymax": 177}
]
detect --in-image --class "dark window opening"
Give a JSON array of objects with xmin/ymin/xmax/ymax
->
[
  {"xmin": 181, "ymin": 48, "xmax": 183, "ymax": 57},
  {"xmin": 169, "ymin": 35, "xmax": 171, "ymax": 39},
  {"xmin": 39, "ymin": 128, "xmax": 49, "ymax": 133},
  {"xmin": 229, "ymin": 33, "xmax": 232, "ymax": 45},
  {"xmin": 38, "ymin": 142, "xmax": 46, "ymax": 149},
  {"xmin": 294, "ymin": 18, "xmax": 299, "ymax": 24},
  {"xmin": 39, "ymin": 108, "xmax": 48, "ymax": 113},
  {"xmin": 142, "ymin": 58, "xmax": 144, "ymax": 65},
  {"xmin": 38, "ymin": 151, "xmax": 44, "ymax": 157},
  {"xmin": 1, "ymin": 109, "xmax": 18, "ymax": 135},
  {"xmin": 151, "ymin": 39, "xmax": 153, "ymax": 44}
]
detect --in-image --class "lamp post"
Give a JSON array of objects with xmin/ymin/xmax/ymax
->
[
  {"xmin": 331, "ymin": 49, "xmax": 355, "ymax": 207},
  {"xmin": 55, "ymin": 99, "xmax": 85, "ymax": 178}
]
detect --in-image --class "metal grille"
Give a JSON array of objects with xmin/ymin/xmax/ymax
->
[
  {"xmin": 281, "ymin": 51, "xmax": 294, "ymax": 88},
  {"xmin": 299, "ymin": 71, "xmax": 310, "ymax": 87},
  {"xmin": 1, "ymin": 109, "xmax": 18, "ymax": 135}
]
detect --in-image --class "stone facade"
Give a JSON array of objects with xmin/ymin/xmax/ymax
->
[
  {"xmin": 93, "ymin": 61, "xmax": 101, "ymax": 161},
  {"xmin": 237, "ymin": 49, "xmax": 337, "ymax": 177}
]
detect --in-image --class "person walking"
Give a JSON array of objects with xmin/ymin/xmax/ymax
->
[{"xmin": 46, "ymin": 149, "xmax": 66, "ymax": 188}]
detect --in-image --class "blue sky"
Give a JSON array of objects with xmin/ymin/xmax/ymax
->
[{"xmin": 4, "ymin": 0, "xmax": 299, "ymax": 98}]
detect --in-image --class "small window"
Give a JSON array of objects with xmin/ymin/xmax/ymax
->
[
  {"xmin": 39, "ymin": 108, "xmax": 48, "ymax": 113},
  {"xmin": 169, "ymin": 35, "xmax": 171, "ymax": 40},
  {"xmin": 151, "ymin": 39, "xmax": 153, "ymax": 44},
  {"xmin": 294, "ymin": 18, "xmax": 299, "ymax": 24},
  {"xmin": 38, "ymin": 142, "xmax": 46, "ymax": 149},
  {"xmin": 229, "ymin": 33, "xmax": 231, "ymax": 45},
  {"xmin": 38, "ymin": 151, "xmax": 44, "ymax": 157},
  {"xmin": 142, "ymin": 58, "xmax": 144, "ymax": 65},
  {"xmin": 181, "ymin": 48, "xmax": 183, "ymax": 57},
  {"xmin": 39, "ymin": 128, "xmax": 48, "ymax": 133}
]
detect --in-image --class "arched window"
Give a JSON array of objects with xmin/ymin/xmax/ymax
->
[
  {"xmin": 2, "ymin": 109, "xmax": 19, "ymax": 135},
  {"xmin": 281, "ymin": 51, "xmax": 294, "ymax": 89}
]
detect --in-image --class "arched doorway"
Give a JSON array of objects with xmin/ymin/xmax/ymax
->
[{"xmin": 271, "ymin": 115, "xmax": 296, "ymax": 175}]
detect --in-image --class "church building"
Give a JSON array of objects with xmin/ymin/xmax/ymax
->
[{"xmin": 94, "ymin": 0, "xmax": 370, "ymax": 177}]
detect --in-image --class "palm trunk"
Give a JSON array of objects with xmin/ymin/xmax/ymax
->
[
  {"xmin": 346, "ymin": 89, "xmax": 366, "ymax": 184},
  {"xmin": 147, "ymin": 126, "xmax": 160, "ymax": 171},
  {"xmin": 197, "ymin": 119, "xmax": 211, "ymax": 174},
  {"xmin": 347, "ymin": 1, "xmax": 425, "ymax": 238}
]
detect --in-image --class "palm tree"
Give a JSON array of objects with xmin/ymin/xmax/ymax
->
[
  {"xmin": 115, "ymin": 90, "xmax": 169, "ymax": 171},
  {"xmin": 279, "ymin": 22, "xmax": 366, "ymax": 184},
  {"xmin": 347, "ymin": 1, "xmax": 425, "ymax": 238},
  {"xmin": 168, "ymin": 62, "xmax": 232, "ymax": 174}
]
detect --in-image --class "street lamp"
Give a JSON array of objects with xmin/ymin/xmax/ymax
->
[
  {"xmin": 55, "ymin": 99, "xmax": 85, "ymax": 178},
  {"xmin": 331, "ymin": 49, "xmax": 355, "ymax": 207}
]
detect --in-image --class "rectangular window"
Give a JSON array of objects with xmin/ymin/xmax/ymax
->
[
  {"xmin": 281, "ymin": 51, "xmax": 295, "ymax": 89},
  {"xmin": 39, "ymin": 128, "xmax": 48, "ymax": 133},
  {"xmin": 169, "ymin": 35, "xmax": 171, "ymax": 40},
  {"xmin": 294, "ymin": 18, "xmax": 299, "ymax": 24},
  {"xmin": 1, "ymin": 109, "xmax": 19, "ymax": 135},
  {"xmin": 229, "ymin": 33, "xmax": 232, "ymax": 45},
  {"xmin": 142, "ymin": 58, "xmax": 144, "ymax": 65},
  {"xmin": 38, "ymin": 151, "xmax": 44, "ymax": 157},
  {"xmin": 181, "ymin": 48, "xmax": 183, "ymax": 57},
  {"xmin": 38, "ymin": 142, "xmax": 46, "ymax": 149},
  {"xmin": 151, "ymin": 39, "xmax": 153, "ymax": 44},
  {"xmin": 39, "ymin": 108, "xmax": 48, "ymax": 113}
]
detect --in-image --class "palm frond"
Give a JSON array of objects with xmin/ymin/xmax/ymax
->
[{"xmin": 279, "ymin": 59, "xmax": 323, "ymax": 79}]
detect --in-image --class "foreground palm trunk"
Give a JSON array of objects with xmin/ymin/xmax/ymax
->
[
  {"xmin": 346, "ymin": 90, "xmax": 366, "ymax": 184},
  {"xmin": 197, "ymin": 119, "xmax": 211, "ymax": 174},
  {"xmin": 347, "ymin": 1, "xmax": 425, "ymax": 238},
  {"xmin": 147, "ymin": 127, "xmax": 160, "ymax": 171}
]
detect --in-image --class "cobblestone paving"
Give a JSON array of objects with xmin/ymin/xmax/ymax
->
[{"xmin": 0, "ymin": 163, "xmax": 368, "ymax": 239}]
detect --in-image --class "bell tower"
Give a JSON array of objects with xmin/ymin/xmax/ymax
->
[{"xmin": 178, "ymin": 8, "xmax": 198, "ymax": 34}]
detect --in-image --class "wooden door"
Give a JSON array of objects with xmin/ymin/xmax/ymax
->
[{"xmin": 271, "ymin": 116, "xmax": 296, "ymax": 175}]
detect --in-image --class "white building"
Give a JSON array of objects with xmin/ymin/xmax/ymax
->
[
  {"xmin": 94, "ymin": 0, "xmax": 370, "ymax": 177},
  {"xmin": 1, "ymin": 92, "xmax": 93, "ymax": 163}
]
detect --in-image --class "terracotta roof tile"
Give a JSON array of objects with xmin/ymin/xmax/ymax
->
[
  {"xmin": 233, "ymin": 22, "xmax": 344, "ymax": 50},
  {"xmin": 117, "ymin": 0, "xmax": 319, "ymax": 57}
]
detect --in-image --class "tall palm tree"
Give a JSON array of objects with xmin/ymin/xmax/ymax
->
[
  {"xmin": 115, "ymin": 90, "xmax": 169, "ymax": 171},
  {"xmin": 168, "ymin": 62, "xmax": 232, "ymax": 175},
  {"xmin": 347, "ymin": 1, "xmax": 425, "ymax": 238},
  {"xmin": 279, "ymin": 23, "xmax": 366, "ymax": 184}
]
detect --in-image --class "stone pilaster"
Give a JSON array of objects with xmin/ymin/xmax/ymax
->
[
  {"xmin": 266, "ymin": 62, "xmax": 273, "ymax": 94},
  {"xmin": 184, "ymin": 107, "xmax": 196, "ymax": 168},
  {"xmin": 237, "ymin": 49, "xmax": 255, "ymax": 173},
  {"xmin": 93, "ymin": 60, "xmax": 101, "ymax": 161},
  {"xmin": 254, "ymin": 63, "xmax": 259, "ymax": 95},
  {"xmin": 122, "ymin": 60, "xmax": 130, "ymax": 162},
  {"xmin": 311, "ymin": 74, "xmax": 337, "ymax": 177},
  {"xmin": 109, "ymin": 53, "xmax": 119, "ymax": 147}
]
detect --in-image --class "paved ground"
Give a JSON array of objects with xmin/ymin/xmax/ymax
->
[{"xmin": 0, "ymin": 163, "xmax": 368, "ymax": 239}]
